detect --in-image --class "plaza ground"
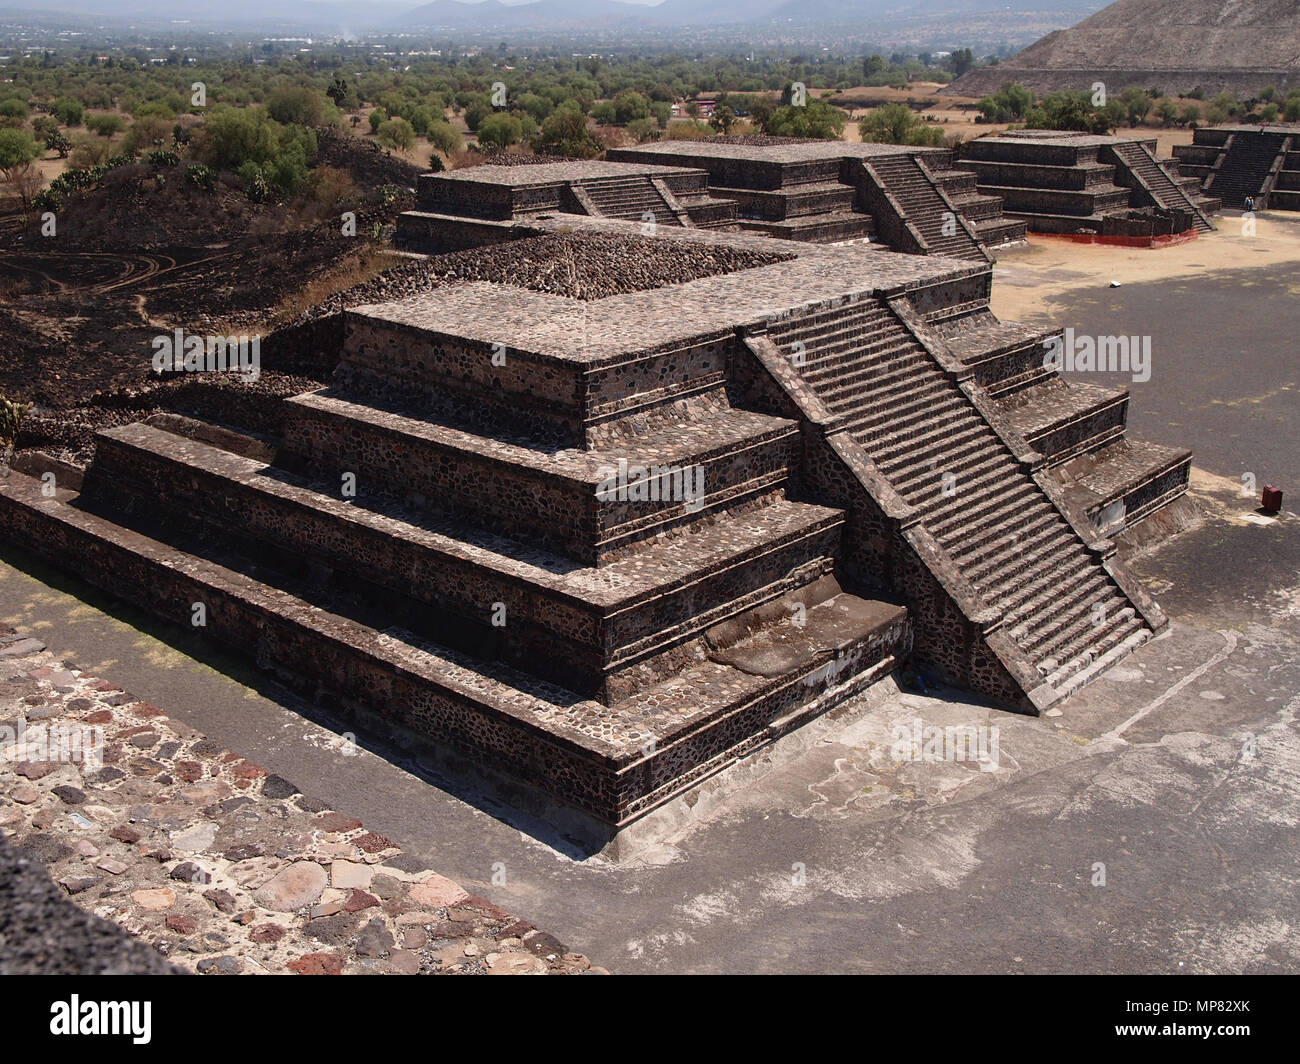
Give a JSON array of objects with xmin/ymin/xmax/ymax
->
[{"xmin": 1, "ymin": 212, "xmax": 1296, "ymax": 974}]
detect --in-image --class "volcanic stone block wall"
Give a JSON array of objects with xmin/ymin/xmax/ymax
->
[
  {"xmin": 337, "ymin": 314, "xmax": 585, "ymax": 445},
  {"xmin": 336, "ymin": 312, "xmax": 743, "ymax": 450}
]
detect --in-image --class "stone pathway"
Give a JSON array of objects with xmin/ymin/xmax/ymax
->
[{"xmin": 0, "ymin": 624, "xmax": 605, "ymax": 975}]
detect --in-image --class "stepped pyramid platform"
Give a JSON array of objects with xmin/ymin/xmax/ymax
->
[
  {"xmin": 396, "ymin": 143, "xmax": 1024, "ymax": 261},
  {"xmin": 958, "ymin": 131, "xmax": 1218, "ymax": 239},
  {"xmin": 1173, "ymin": 125, "xmax": 1300, "ymax": 211},
  {"xmin": 0, "ymin": 220, "xmax": 1186, "ymax": 848},
  {"xmin": 608, "ymin": 140, "xmax": 1025, "ymax": 258},
  {"xmin": 397, "ymin": 159, "xmax": 739, "ymax": 253}
]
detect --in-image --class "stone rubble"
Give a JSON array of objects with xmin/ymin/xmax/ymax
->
[{"xmin": 0, "ymin": 624, "xmax": 606, "ymax": 976}]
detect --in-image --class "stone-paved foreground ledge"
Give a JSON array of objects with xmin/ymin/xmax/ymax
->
[{"xmin": 0, "ymin": 625, "xmax": 604, "ymax": 975}]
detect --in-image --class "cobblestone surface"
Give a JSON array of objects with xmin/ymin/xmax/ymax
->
[{"xmin": 0, "ymin": 626, "xmax": 605, "ymax": 975}]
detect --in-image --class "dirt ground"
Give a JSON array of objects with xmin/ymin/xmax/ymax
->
[{"xmin": 990, "ymin": 208, "xmax": 1300, "ymax": 325}]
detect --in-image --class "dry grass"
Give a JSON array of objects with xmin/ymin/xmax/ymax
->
[{"xmin": 267, "ymin": 244, "xmax": 399, "ymax": 328}]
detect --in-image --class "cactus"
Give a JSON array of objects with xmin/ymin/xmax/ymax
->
[{"xmin": 0, "ymin": 395, "xmax": 30, "ymax": 447}]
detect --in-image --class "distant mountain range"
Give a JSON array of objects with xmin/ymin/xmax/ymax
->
[
  {"xmin": 2, "ymin": 0, "xmax": 1104, "ymax": 35},
  {"xmin": 394, "ymin": 1, "xmax": 1104, "ymax": 31}
]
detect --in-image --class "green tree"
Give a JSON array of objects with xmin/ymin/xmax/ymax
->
[
  {"xmin": 1119, "ymin": 87, "xmax": 1153, "ymax": 127},
  {"xmin": 463, "ymin": 95, "xmax": 494, "ymax": 132},
  {"xmin": 199, "ymin": 107, "xmax": 278, "ymax": 171},
  {"xmin": 612, "ymin": 90, "xmax": 649, "ymax": 125},
  {"xmin": 977, "ymin": 82, "xmax": 1034, "ymax": 122},
  {"xmin": 1154, "ymin": 97, "xmax": 1179, "ymax": 126},
  {"xmin": 376, "ymin": 116, "xmax": 416, "ymax": 151},
  {"xmin": 0, "ymin": 128, "xmax": 38, "ymax": 173},
  {"xmin": 426, "ymin": 120, "xmax": 463, "ymax": 155},
  {"xmin": 767, "ymin": 99, "xmax": 845, "ymax": 139},
  {"xmin": 532, "ymin": 105, "xmax": 602, "ymax": 158},
  {"xmin": 947, "ymin": 49, "xmax": 975, "ymax": 77},
  {"xmin": 53, "ymin": 96, "xmax": 84, "ymax": 127},
  {"xmin": 749, "ymin": 96, "xmax": 777, "ymax": 132},
  {"xmin": 476, "ymin": 112, "xmax": 522, "ymax": 150},
  {"xmin": 267, "ymin": 86, "xmax": 327, "ymax": 127}
]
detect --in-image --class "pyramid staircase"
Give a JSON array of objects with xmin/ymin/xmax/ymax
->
[
  {"xmin": 930, "ymin": 165, "xmax": 1029, "ymax": 249},
  {"xmin": 753, "ymin": 297, "xmax": 1164, "ymax": 700},
  {"xmin": 856, "ymin": 154, "xmax": 991, "ymax": 262},
  {"xmin": 579, "ymin": 174, "xmax": 684, "ymax": 227},
  {"xmin": 1207, "ymin": 132, "xmax": 1293, "ymax": 209},
  {"xmin": 0, "ymin": 308, "xmax": 912, "ymax": 839},
  {"xmin": 1110, "ymin": 140, "xmax": 1216, "ymax": 233}
]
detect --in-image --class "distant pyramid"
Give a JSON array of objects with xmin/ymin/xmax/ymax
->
[{"xmin": 947, "ymin": 0, "xmax": 1300, "ymax": 98}]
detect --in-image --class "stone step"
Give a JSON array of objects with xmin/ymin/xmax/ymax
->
[
  {"xmin": 1032, "ymin": 598, "xmax": 1135, "ymax": 673},
  {"xmin": 1019, "ymin": 581, "xmax": 1126, "ymax": 658},
  {"xmin": 840, "ymin": 384, "xmax": 948, "ymax": 439},
  {"xmin": 0, "ymin": 467, "xmax": 906, "ymax": 831},
  {"xmin": 872, "ymin": 414, "xmax": 991, "ymax": 470},
  {"xmin": 89, "ymin": 422, "xmax": 847, "ymax": 703},
  {"xmin": 960, "ymin": 517, "xmax": 1074, "ymax": 589},
  {"xmin": 890, "ymin": 435, "xmax": 1005, "ymax": 499},
  {"xmin": 928, "ymin": 474, "xmax": 1038, "ymax": 539},
  {"xmin": 281, "ymin": 389, "xmax": 800, "ymax": 565},
  {"xmin": 917, "ymin": 453, "xmax": 1034, "ymax": 522},
  {"xmin": 812, "ymin": 345, "xmax": 940, "ymax": 398},
  {"xmin": 795, "ymin": 332, "xmax": 917, "ymax": 378},
  {"xmin": 1000, "ymin": 561, "xmax": 1110, "ymax": 628},
  {"xmin": 837, "ymin": 388, "xmax": 964, "ymax": 440},
  {"xmin": 878, "ymin": 422, "xmax": 998, "ymax": 488},
  {"xmin": 908, "ymin": 448, "xmax": 1013, "ymax": 513},
  {"xmin": 769, "ymin": 303, "xmax": 896, "ymax": 346},
  {"xmin": 1046, "ymin": 619, "xmax": 1149, "ymax": 692}
]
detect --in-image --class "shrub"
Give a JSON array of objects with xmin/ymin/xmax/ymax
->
[
  {"xmin": 663, "ymin": 120, "xmax": 713, "ymax": 140},
  {"xmin": 376, "ymin": 116, "xmax": 416, "ymax": 151},
  {"xmin": 267, "ymin": 86, "xmax": 328, "ymax": 127},
  {"xmin": 475, "ymin": 112, "xmax": 522, "ymax": 150},
  {"xmin": 767, "ymin": 99, "xmax": 845, "ymax": 139},
  {"xmin": 144, "ymin": 148, "xmax": 180, "ymax": 168},
  {"xmin": 68, "ymin": 134, "xmax": 112, "ymax": 168},
  {"xmin": 303, "ymin": 164, "xmax": 357, "ymax": 209},
  {"xmin": 532, "ymin": 106, "xmax": 603, "ymax": 158},
  {"xmin": 626, "ymin": 117, "xmax": 661, "ymax": 143},
  {"xmin": 0, "ymin": 128, "xmax": 39, "ymax": 172},
  {"xmin": 53, "ymin": 97, "xmax": 84, "ymax": 127},
  {"xmin": 86, "ymin": 112, "xmax": 126, "ymax": 137},
  {"xmin": 426, "ymin": 120, "xmax": 463, "ymax": 155},
  {"xmin": 0, "ymin": 395, "xmax": 30, "ymax": 448}
]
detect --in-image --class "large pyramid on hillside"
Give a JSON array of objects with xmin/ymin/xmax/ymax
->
[{"xmin": 947, "ymin": 0, "xmax": 1300, "ymax": 98}]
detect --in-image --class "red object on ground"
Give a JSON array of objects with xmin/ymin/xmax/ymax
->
[{"xmin": 1262, "ymin": 485, "xmax": 1283, "ymax": 513}]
